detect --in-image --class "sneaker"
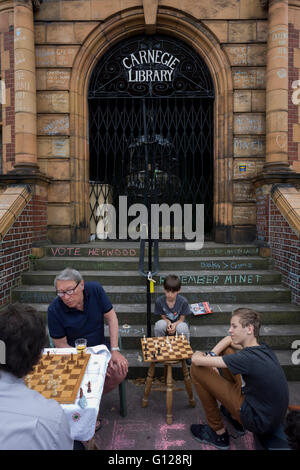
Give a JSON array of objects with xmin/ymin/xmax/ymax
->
[
  {"xmin": 190, "ymin": 423, "xmax": 230, "ymax": 450},
  {"xmin": 220, "ymin": 405, "xmax": 245, "ymax": 435}
]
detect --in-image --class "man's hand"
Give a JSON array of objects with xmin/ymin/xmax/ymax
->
[{"xmin": 109, "ymin": 350, "xmax": 128, "ymax": 376}]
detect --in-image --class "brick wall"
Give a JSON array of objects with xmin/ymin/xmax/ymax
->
[
  {"xmin": 269, "ymin": 198, "xmax": 300, "ymax": 304},
  {"xmin": 32, "ymin": 194, "xmax": 48, "ymax": 244},
  {"xmin": 0, "ymin": 200, "xmax": 32, "ymax": 307},
  {"xmin": 255, "ymin": 187, "xmax": 300, "ymax": 304},
  {"xmin": 0, "ymin": 191, "xmax": 48, "ymax": 307},
  {"xmin": 255, "ymin": 186, "xmax": 270, "ymax": 244}
]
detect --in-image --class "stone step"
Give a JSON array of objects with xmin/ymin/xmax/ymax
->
[
  {"xmin": 102, "ymin": 324, "xmax": 300, "ymax": 351},
  {"xmin": 12, "ymin": 284, "xmax": 291, "ymax": 304},
  {"xmin": 114, "ymin": 303, "xmax": 300, "ymax": 325},
  {"xmin": 122, "ymin": 349, "xmax": 300, "ymax": 381},
  {"xmin": 34, "ymin": 256, "xmax": 271, "ymax": 271},
  {"xmin": 44, "ymin": 242, "xmax": 260, "ymax": 259},
  {"xmin": 22, "ymin": 270, "xmax": 282, "ymax": 286},
  {"xmin": 29, "ymin": 302, "xmax": 300, "ymax": 325}
]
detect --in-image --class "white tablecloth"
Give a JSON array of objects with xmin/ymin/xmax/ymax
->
[{"xmin": 44, "ymin": 345, "xmax": 111, "ymax": 441}]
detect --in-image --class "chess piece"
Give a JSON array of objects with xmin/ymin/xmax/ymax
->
[
  {"xmin": 87, "ymin": 381, "xmax": 91, "ymax": 393},
  {"xmin": 41, "ymin": 375, "xmax": 45, "ymax": 384},
  {"xmin": 52, "ymin": 382, "xmax": 58, "ymax": 396},
  {"xmin": 70, "ymin": 353, "xmax": 74, "ymax": 362},
  {"xmin": 78, "ymin": 388, "xmax": 87, "ymax": 408}
]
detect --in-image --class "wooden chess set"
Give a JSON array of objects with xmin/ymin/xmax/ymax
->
[
  {"xmin": 140, "ymin": 334, "xmax": 193, "ymax": 362},
  {"xmin": 25, "ymin": 351, "xmax": 90, "ymax": 404}
]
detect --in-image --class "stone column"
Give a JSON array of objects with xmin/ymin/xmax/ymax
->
[
  {"xmin": 265, "ymin": 0, "xmax": 291, "ymax": 173},
  {"xmin": 13, "ymin": 0, "xmax": 38, "ymax": 173}
]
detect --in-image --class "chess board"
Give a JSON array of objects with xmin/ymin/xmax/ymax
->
[
  {"xmin": 141, "ymin": 336, "xmax": 193, "ymax": 362},
  {"xmin": 25, "ymin": 352, "xmax": 90, "ymax": 404}
]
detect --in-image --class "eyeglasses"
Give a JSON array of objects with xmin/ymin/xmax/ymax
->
[{"xmin": 56, "ymin": 281, "xmax": 80, "ymax": 298}]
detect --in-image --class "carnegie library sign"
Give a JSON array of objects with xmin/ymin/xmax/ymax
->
[
  {"xmin": 122, "ymin": 49, "xmax": 180, "ymax": 82},
  {"xmin": 88, "ymin": 35, "xmax": 214, "ymax": 98}
]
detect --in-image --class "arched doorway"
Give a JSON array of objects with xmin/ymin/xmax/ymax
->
[{"xmin": 88, "ymin": 34, "xmax": 215, "ymax": 240}]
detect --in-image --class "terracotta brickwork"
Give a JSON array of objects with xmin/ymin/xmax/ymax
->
[
  {"xmin": 0, "ymin": 0, "xmax": 299, "ymax": 245},
  {"xmin": 31, "ymin": 0, "xmax": 269, "ymax": 243},
  {"xmin": 288, "ymin": 22, "xmax": 299, "ymax": 165},
  {"xmin": 269, "ymin": 198, "xmax": 300, "ymax": 304},
  {"xmin": 289, "ymin": 6, "xmax": 300, "ymax": 173},
  {"xmin": 0, "ymin": 14, "xmax": 15, "ymax": 172}
]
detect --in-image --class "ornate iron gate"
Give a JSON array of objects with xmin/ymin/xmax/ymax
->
[{"xmin": 88, "ymin": 35, "xmax": 214, "ymax": 239}]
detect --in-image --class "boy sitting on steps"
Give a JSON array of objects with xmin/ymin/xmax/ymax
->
[{"xmin": 154, "ymin": 274, "xmax": 191, "ymax": 342}]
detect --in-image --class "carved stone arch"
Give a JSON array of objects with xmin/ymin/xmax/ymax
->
[{"xmin": 69, "ymin": 8, "xmax": 233, "ymax": 243}]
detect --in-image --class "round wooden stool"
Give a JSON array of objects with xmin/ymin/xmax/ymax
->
[{"xmin": 142, "ymin": 359, "xmax": 196, "ymax": 424}]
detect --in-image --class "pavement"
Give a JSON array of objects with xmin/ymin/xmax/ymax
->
[{"xmin": 94, "ymin": 377, "xmax": 300, "ymax": 452}]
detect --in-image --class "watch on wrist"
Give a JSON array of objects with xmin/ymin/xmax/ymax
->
[
  {"xmin": 206, "ymin": 351, "xmax": 217, "ymax": 357},
  {"xmin": 111, "ymin": 347, "xmax": 120, "ymax": 352}
]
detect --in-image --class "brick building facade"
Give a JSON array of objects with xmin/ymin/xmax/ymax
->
[{"xmin": 0, "ymin": 1, "xmax": 299, "ymax": 303}]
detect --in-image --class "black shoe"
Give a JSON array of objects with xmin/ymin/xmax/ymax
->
[
  {"xmin": 190, "ymin": 424, "xmax": 230, "ymax": 450},
  {"xmin": 220, "ymin": 405, "xmax": 246, "ymax": 436}
]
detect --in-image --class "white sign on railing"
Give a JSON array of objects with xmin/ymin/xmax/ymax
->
[
  {"xmin": 0, "ymin": 80, "xmax": 5, "ymax": 104},
  {"xmin": 0, "ymin": 340, "xmax": 6, "ymax": 364}
]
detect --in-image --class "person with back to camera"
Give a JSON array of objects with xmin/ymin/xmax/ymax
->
[
  {"xmin": 190, "ymin": 307, "xmax": 289, "ymax": 450},
  {"xmin": 0, "ymin": 303, "xmax": 73, "ymax": 450},
  {"xmin": 285, "ymin": 409, "xmax": 300, "ymax": 450},
  {"xmin": 154, "ymin": 274, "xmax": 191, "ymax": 342}
]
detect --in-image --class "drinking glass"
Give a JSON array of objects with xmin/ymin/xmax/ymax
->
[{"xmin": 75, "ymin": 338, "xmax": 87, "ymax": 353}]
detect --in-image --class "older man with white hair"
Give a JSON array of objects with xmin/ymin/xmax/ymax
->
[{"xmin": 47, "ymin": 268, "xmax": 128, "ymax": 404}]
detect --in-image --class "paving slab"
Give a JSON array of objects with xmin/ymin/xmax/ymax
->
[{"xmin": 95, "ymin": 379, "xmax": 300, "ymax": 451}]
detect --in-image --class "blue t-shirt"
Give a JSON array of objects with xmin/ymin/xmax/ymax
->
[
  {"xmin": 154, "ymin": 294, "xmax": 191, "ymax": 323},
  {"xmin": 47, "ymin": 281, "xmax": 113, "ymax": 347}
]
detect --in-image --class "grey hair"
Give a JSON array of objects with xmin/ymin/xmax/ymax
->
[{"xmin": 54, "ymin": 268, "xmax": 83, "ymax": 288}]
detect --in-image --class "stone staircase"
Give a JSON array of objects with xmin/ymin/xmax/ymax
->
[{"xmin": 12, "ymin": 242, "xmax": 300, "ymax": 380}]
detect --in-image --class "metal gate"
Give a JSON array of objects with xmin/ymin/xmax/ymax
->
[{"xmin": 88, "ymin": 35, "xmax": 214, "ymax": 240}]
